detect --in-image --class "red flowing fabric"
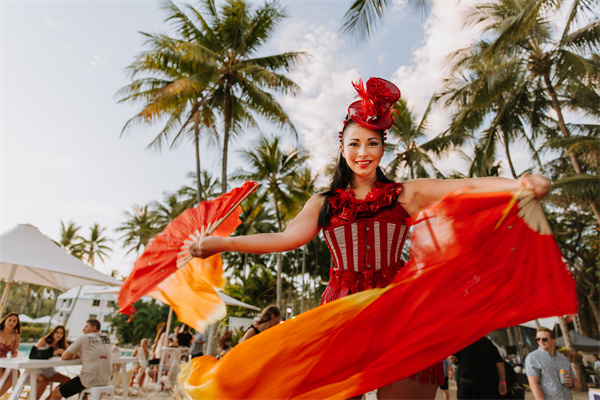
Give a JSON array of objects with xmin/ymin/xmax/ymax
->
[{"xmin": 180, "ymin": 189, "xmax": 577, "ymax": 400}]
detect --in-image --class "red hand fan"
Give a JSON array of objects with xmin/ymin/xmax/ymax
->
[{"xmin": 118, "ymin": 181, "xmax": 259, "ymax": 316}]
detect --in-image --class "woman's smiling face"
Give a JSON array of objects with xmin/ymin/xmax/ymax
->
[{"xmin": 341, "ymin": 124, "xmax": 384, "ymax": 178}]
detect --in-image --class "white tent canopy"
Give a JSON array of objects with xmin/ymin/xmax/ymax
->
[
  {"xmin": 0, "ymin": 224, "xmax": 121, "ymax": 315},
  {"xmin": 87, "ymin": 287, "xmax": 261, "ymax": 311},
  {"xmin": 519, "ymin": 317, "xmax": 560, "ymax": 329}
]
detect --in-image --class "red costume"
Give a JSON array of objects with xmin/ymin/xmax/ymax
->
[
  {"xmin": 322, "ymin": 182, "xmax": 408, "ymax": 303},
  {"xmin": 322, "ymin": 181, "xmax": 444, "ymax": 391}
]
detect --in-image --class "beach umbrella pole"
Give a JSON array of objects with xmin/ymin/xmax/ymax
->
[{"xmin": 157, "ymin": 307, "xmax": 173, "ymax": 390}]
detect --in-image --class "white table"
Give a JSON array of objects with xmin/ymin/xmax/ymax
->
[{"xmin": 0, "ymin": 356, "xmax": 135, "ymax": 400}]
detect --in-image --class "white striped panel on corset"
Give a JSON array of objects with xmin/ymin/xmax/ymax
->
[
  {"xmin": 387, "ymin": 223, "xmax": 398, "ymax": 264},
  {"xmin": 374, "ymin": 221, "xmax": 381, "ymax": 270},
  {"xmin": 323, "ymin": 230, "xmax": 341, "ymax": 270},
  {"xmin": 395, "ymin": 225, "xmax": 407, "ymax": 262},
  {"xmin": 333, "ymin": 226, "xmax": 349, "ymax": 270},
  {"xmin": 351, "ymin": 223, "xmax": 359, "ymax": 272}
]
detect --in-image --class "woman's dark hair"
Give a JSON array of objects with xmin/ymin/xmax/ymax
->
[
  {"xmin": 318, "ymin": 119, "xmax": 393, "ymax": 228},
  {"xmin": 256, "ymin": 305, "xmax": 281, "ymax": 325},
  {"xmin": 0, "ymin": 312, "xmax": 21, "ymax": 334},
  {"xmin": 218, "ymin": 330, "xmax": 232, "ymax": 351},
  {"xmin": 43, "ymin": 325, "xmax": 68, "ymax": 349}
]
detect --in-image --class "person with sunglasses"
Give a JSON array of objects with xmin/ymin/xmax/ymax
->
[{"xmin": 525, "ymin": 327, "xmax": 580, "ymax": 400}]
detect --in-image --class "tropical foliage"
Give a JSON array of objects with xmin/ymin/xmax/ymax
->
[{"xmin": 119, "ymin": 0, "xmax": 307, "ymax": 196}]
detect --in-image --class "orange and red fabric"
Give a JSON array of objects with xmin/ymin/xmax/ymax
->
[{"xmin": 180, "ymin": 189, "xmax": 577, "ymax": 399}]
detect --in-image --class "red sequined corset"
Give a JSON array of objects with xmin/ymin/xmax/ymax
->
[{"xmin": 321, "ymin": 182, "xmax": 409, "ymax": 304}]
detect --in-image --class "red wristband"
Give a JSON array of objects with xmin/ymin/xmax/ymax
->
[{"xmin": 499, "ymin": 381, "xmax": 506, "ymax": 385}]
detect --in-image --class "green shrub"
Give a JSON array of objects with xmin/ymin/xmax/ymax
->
[{"xmin": 20, "ymin": 326, "xmax": 45, "ymax": 342}]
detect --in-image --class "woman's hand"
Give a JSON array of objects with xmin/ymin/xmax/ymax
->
[
  {"xmin": 189, "ymin": 234, "xmax": 226, "ymax": 259},
  {"xmin": 54, "ymin": 348, "xmax": 64, "ymax": 356},
  {"xmin": 519, "ymin": 173, "xmax": 551, "ymax": 199}
]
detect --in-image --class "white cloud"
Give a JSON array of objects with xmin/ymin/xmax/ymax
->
[
  {"xmin": 273, "ymin": 20, "xmax": 364, "ymax": 182},
  {"xmin": 391, "ymin": 2, "xmax": 481, "ymax": 175},
  {"xmin": 45, "ymin": 19, "xmax": 63, "ymax": 28},
  {"xmin": 90, "ymin": 54, "xmax": 106, "ymax": 67}
]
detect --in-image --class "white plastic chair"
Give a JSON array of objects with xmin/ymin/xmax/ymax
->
[{"xmin": 78, "ymin": 385, "xmax": 114, "ymax": 400}]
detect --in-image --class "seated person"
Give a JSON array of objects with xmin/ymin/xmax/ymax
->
[
  {"xmin": 148, "ymin": 324, "xmax": 166, "ymax": 382},
  {"xmin": 130, "ymin": 338, "xmax": 150, "ymax": 386},
  {"xmin": 0, "ymin": 312, "xmax": 21, "ymax": 398},
  {"xmin": 35, "ymin": 326, "xmax": 70, "ymax": 400},
  {"xmin": 47, "ymin": 319, "xmax": 111, "ymax": 400}
]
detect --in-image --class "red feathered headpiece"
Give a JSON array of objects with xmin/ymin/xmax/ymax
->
[{"xmin": 342, "ymin": 78, "xmax": 400, "ymax": 140}]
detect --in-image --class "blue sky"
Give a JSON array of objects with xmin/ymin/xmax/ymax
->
[{"xmin": 2, "ymin": 0, "xmax": 491, "ymax": 276}]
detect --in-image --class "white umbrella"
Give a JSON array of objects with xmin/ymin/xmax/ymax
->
[
  {"xmin": 0, "ymin": 224, "xmax": 121, "ymax": 315},
  {"xmin": 18, "ymin": 314, "xmax": 35, "ymax": 323},
  {"xmin": 31, "ymin": 315, "xmax": 60, "ymax": 325}
]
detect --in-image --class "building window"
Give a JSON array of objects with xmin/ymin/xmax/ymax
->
[
  {"xmin": 107, "ymin": 300, "xmax": 116, "ymax": 308},
  {"xmin": 92, "ymin": 300, "xmax": 100, "ymax": 307},
  {"xmin": 103, "ymin": 315, "xmax": 110, "ymax": 322},
  {"xmin": 89, "ymin": 314, "xmax": 97, "ymax": 320}
]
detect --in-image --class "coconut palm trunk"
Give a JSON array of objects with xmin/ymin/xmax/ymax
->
[
  {"xmin": 542, "ymin": 73, "xmax": 600, "ymax": 224},
  {"xmin": 221, "ymin": 85, "xmax": 233, "ymax": 195},
  {"xmin": 194, "ymin": 123, "xmax": 204, "ymax": 203},
  {"xmin": 274, "ymin": 200, "xmax": 284, "ymax": 311},
  {"xmin": 301, "ymin": 246, "xmax": 306, "ymax": 313},
  {"xmin": 558, "ymin": 316, "xmax": 588, "ymax": 392}
]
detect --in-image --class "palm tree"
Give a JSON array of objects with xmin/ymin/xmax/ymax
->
[
  {"xmin": 116, "ymin": 205, "xmax": 159, "ymax": 256},
  {"xmin": 224, "ymin": 264, "xmax": 277, "ymax": 310},
  {"xmin": 223, "ymin": 191, "xmax": 276, "ymax": 280},
  {"xmin": 82, "ymin": 224, "xmax": 113, "ymax": 267},
  {"xmin": 161, "ymin": 0, "xmax": 307, "ymax": 194},
  {"xmin": 177, "ymin": 170, "xmax": 221, "ymax": 206},
  {"xmin": 57, "ymin": 220, "xmax": 84, "ymax": 259},
  {"xmin": 339, "ymin": 0, "xmax": 431, "ymax": 43},
  {"xmin": 117, "ymin": 2, "xmax": 225, "ymax": 203},
  {"xmin": 385, "ymin": 98, "xmax": 445, "ymax": 181},
  {"xmin": 439, "ymin": 0, "xmax": 600, "ymax": 222},
  {"xmin": 542, "ymin": 134, "xmax": 600, "ymax": 208},
  {"xmin": 287, "ymin": 167, "xmax": 318, "ymax": 313},
  {"xmin": 235, "ymin": 135, "xmax": 308, "ymax": 310}
]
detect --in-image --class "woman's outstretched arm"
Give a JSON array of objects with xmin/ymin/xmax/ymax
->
[
  {"xmin": 190, "ymin": 194, "xmax": 325, "ymax": 259},
  {"xmin": 400, "ymin": 173, "xmax": 551, "ymax": 217}
]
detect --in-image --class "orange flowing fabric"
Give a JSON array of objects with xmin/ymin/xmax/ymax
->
[
  {"xmin": 149, "ymin": 256, "xmax": 226, "ymax": 332},
  {"xmin": 180, "ymin": 189, "xmax": 577, "ymax": 399}
]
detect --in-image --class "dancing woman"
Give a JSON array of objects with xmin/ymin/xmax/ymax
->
[{"xmin": 190, "ymin": 77, "xmax": 550, "ymax": 398}]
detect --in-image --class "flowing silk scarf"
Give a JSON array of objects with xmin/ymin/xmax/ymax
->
[{"xmin": 179, "ymin": 189, "xmax": 577, "ymax": 399}]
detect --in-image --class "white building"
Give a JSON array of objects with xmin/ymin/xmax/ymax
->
[{"xmin": 55, "ymin": 285, "xmax": 118, "ymax": 341}]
